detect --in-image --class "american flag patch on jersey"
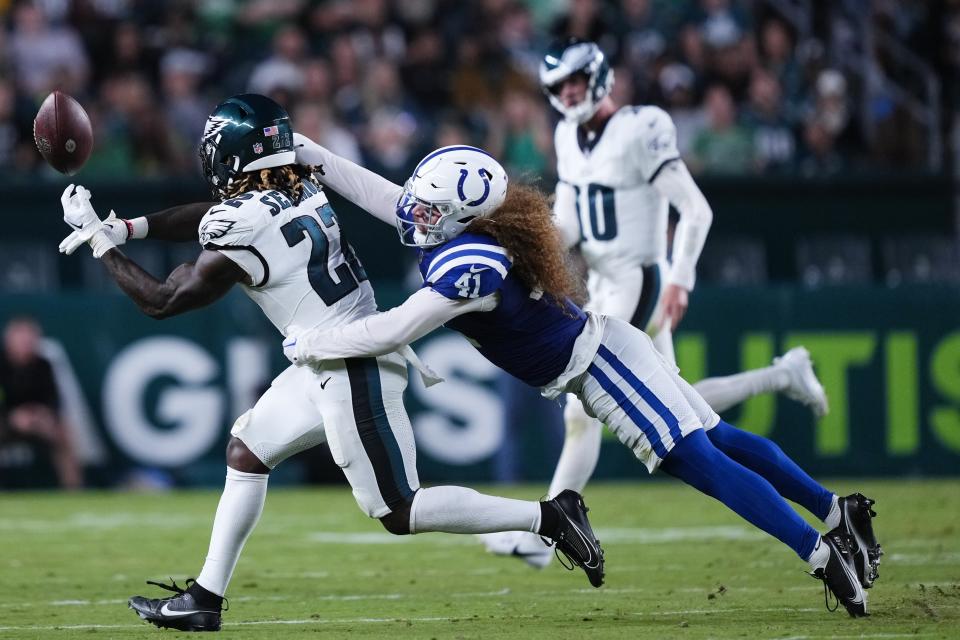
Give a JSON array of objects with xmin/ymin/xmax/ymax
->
[{"xmin": 263, "ymin": 126, "xmax": 279, "ymax": 136}]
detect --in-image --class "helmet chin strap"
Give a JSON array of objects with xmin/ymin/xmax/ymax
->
[
  {"xmin": 414, "ymin": 229, "xmax": 429, "ymax": 245},
  {"xmin": 566, "ymin": 93, "xmax": 601, "ymax": 124}
]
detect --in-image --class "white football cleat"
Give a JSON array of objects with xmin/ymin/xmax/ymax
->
[
  {"xmin": 775, "ymin": 346, "xmax": 829, "ymax": 418},
  {"xmin": 477, "ymin": 531, "xmax": 554, "ymax": 569}
]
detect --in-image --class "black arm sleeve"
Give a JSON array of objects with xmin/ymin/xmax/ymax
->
[{"xmin": 144, "ymin": 202, "xmax": 217, "ymax": 242}]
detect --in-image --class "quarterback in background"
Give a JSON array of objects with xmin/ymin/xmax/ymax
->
[{"xmin": 483, "ymin": 38, "xmax": 831, "ymax": 566}]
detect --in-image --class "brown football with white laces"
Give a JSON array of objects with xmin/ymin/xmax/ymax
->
[{"xmin": 33, "ymin": 91, "xmax": 93, "ymax": 175}]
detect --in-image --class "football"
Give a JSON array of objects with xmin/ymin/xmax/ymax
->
[{"xmin": 33, "ymin": 91, "xmax": 93, "ymax": 175}]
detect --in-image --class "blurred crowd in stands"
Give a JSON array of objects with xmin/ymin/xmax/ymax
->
[{"xmin": 0, "ymin": 0, "xmax": 957, "ymax": 184}]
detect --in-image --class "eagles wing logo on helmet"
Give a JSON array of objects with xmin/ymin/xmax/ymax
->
[
  {"xmin": 199, "ymin": 217, "xmax": 237, "ymax": 245},
  {"xmin": 203, "ymin": 116, "xmax": 232, "ymax": 141}
]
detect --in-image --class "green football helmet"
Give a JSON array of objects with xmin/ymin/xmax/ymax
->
[{"xmin": 199, "ymin": 93, "xmax": 295, "ymax": 199}]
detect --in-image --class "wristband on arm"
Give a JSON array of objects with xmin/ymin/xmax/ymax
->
[{"xmin": 125, "ymin": 216, "xmax": 149, "ymax": 239}]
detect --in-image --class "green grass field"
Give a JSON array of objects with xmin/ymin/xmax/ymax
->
[{"xmin": 1, "ymin": 479, "xmax": 958, "ymax": 639}]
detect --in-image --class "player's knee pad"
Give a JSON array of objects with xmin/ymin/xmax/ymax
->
[
  {"xmin": 225, "ymin": 436, "xmax": 270, "ymax": 474},
  {"xmin": 563, "ymin": 396, "xmax": 587, "ymax": 434},
  {"xmin": 378, "ymin": 496, "xmax": 414, "ymax": 535},
  {"xmin": 563, "ymin": 396, "xmax": 600, "ymax": 439}
]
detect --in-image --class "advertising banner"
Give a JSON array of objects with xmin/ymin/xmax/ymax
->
[{"xmin": 1, "ymin": 284, "xmax": 958, "ymax": 486}]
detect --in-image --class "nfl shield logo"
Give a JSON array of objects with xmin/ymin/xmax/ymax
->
[{"xmin": 253, "ymin": 142, "xmax": 264, "ymax": 154}]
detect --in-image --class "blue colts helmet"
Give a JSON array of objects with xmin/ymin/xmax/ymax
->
[
  {"xmin": 395, "ymin": 145, "xmax": 509, "ymax": 247},
  {"xmin": 539, "ymin": 38, "xmax": 614, "ymax": 124}
]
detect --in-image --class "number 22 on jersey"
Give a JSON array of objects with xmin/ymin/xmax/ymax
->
[{"xmin": 281, "ymin": 204, "xmax": 368, "ymax": 305}]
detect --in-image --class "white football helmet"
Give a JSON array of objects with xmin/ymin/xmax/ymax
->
[
  {"xmin": 395, "ymin": 145, "xmax": 508, "ymax": 247},
  {"xmin": 539, "ymin": 39, "xmax": 614, "ymax": 124}
]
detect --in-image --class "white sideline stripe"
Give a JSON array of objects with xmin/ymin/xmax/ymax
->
[
  {"xmin": 4, "ymin": 589, "xmax": 510, "ymax": 610},
  {"xmin": 0, "ymin": 609, "xmax": 841, "ymax": 633},
  {"xmin": 0, "ymin": 513, "xmax": 207, "ymax": 532},
  {"xmin": 8, "ymin": 582, "xmax": 960, "ymax": 611},
  {"xmin": 595, "ymin": 526, "xmax": 766, "ymax": 543},
  {"xmin": 888, "ymin": 552, "xmax": 960, "ymax": 565},
  {"xmin": 1, "ymin": 606, "xmax": 956, "ymax": 632},
  {"xmin": 307, "ymin": 525, "xmax": 766, "ymax": 545}
]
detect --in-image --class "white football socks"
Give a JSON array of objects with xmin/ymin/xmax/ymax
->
[
  {"xmin": 547, "ymin": 395, "xmax": 603, "ymax": 498},
  {"xmin": 196, "ymin": 467, "xmax": 269, "ymax": 597},
  {"xmin": 807, "ymin": 536, "xmax": 830, "ymax": 570},
  {"xmin": 409, "ymin": 486, "xmax": 541, "ymax": 534},
  {"xmin": 693, "ymin": 367, "xmax": 790, "ymax": 413},
  {"xmin": 824, "ymin": 494, "xmax": 841, "ymax": 530}
]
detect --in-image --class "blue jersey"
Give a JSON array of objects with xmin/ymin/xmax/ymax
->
[{"xmin": 418, "ymin": 233, "xmax": 588, "ymax": 387}]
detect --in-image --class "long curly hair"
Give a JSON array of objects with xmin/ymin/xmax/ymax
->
[
  {"xmin": 224, "ymin": 164, "xmax": 321, "ymax": 203},
  {"xmin": 467, "ymin": 184, "xmax": 579, "ymax": 306}
]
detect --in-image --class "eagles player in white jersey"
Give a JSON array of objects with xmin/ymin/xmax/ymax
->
[
  {"xmin": 57, "ymin": 94, "xmax": 604, "ymax": 631},
  {"xmin": 482, "ymin": 39, "xmax": 833, "ymax": 566}
]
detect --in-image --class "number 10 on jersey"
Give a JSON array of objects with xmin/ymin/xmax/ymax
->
[{"xmin": 575, "ymin": 183, "xmax": 618, "ymax": 241}]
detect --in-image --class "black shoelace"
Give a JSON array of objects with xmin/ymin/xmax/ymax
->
[
  {"xmin": 146, "ymin": 577, "xmax": 190, "ymax": 596},
  {"xmin": 551, "ymin": 538, "xmax": 578, "ymax": 572},
  {"xmin": 811, "ymin": 571, "xmax": 840, "ymax": 613},
  {"xmin": 144, "ymin": 578, "xmax": 229, "ymax": 611},
  {"xmin": 534, "ymin": 533, "xmax": 576, "ymax": 571}
]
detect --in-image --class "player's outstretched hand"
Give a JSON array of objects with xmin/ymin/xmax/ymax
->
[
  {"xmin": 59, "ymin": 209, "xmax": 129, "ymax": 255},
  {"xmin": 292, "ymin": 132, "xmax": 326, "ymax": 167},
  {"xmin": 60, "ymin": 184, "xmax": 100, "ymax": 237},
  {"xmin": 58, "ymin": 184, "xmax": 116, "ymax": 258},
  {"xmin": 282, "ymin": 330, "xmax": 305, "ymax": 366},
  {"xmin": 662, "ymin": 283, "xmax": 689, "ymax": 331}
]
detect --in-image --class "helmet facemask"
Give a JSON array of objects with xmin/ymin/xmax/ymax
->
[
  {"xmin": 395, "ymin": 185, "xmax": 462, "ymax": 248},
  {"xmin": 199, "ymin": 135, "xmax": 242, "ymax": 200}
]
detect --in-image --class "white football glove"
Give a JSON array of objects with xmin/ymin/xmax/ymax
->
[
  {"xmin": 293, "ymin": 132, "xmax": 326, "ymax": 168},
  {"xmin": 59, "ymin": 184, "xmax": 116, "ymax": 258},
  {"xmin": 59, "ymin": 209, "xmax": 129, "ymax": 255},
  {"xmin": 282, "ymin": 335, "xmax": 300, "ymax": 365},
  {"xmin": 282, "ymin": 327, "xmax": 309, "ymax": 366}
]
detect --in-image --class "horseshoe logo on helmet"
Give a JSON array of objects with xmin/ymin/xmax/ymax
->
[{"xmin": 457, "ymin": 168, "xmax": 493, "ymax": 207}]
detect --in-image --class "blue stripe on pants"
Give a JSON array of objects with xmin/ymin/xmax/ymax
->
[
  {"xmin": 587, "ymin": 362, "xmax": 668, "ymax": 459},
  {"xmin": 345, "ymin": 358, "xmax": 414, "ymax": 510},
  {"xmin": 596, "ymin": 344, "xmax": 684, "ymax": 446}
]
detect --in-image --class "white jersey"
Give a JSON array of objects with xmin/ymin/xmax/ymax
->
[
  {"xmin": 198, "ymin": 182, "xmax": 377, "ymax": 336},
  {"xmin": 554, "ymin": 105, "xmax": 681, "ymax": 281}
]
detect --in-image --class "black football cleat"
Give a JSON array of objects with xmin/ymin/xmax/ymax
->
[
  {"xmin": 838, "ymin": 493, "xmax": 882, "ymax": 588},
  {"xmin": 810, "ymin": 532, "xmax": 868, "ymax": 618},
  {"xmin": 128, "ymin": 578, "xmax": 224, "ymax": 632},
  {"xmin": 541, "ymin": 490, "xmax": 605, "ymax": 587}
]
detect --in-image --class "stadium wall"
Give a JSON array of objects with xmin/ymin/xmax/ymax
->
[
  {"xmin": 2, "ymin": 174, "xmax": 955, "ymax": 288},
  {"xmin": 2, "ymin": 284, "xmax": 958, "ymax": 486}
]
